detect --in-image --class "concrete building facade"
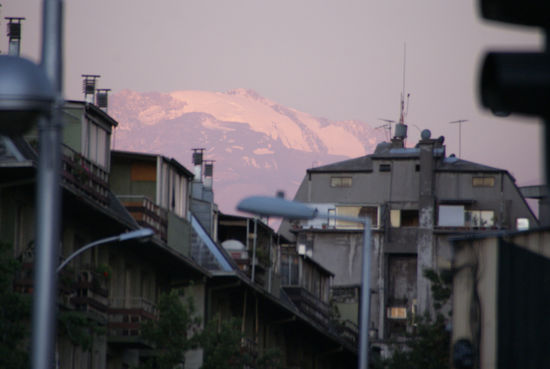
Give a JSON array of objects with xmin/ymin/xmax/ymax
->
[{"xmin": 279, "ymin": 129, "xmax": 537, "ymax": 351}]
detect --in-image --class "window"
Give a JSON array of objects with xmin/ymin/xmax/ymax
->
[
  {"xmin": 472, "ymin": 176, "xmax": 495, "ymax": 187},
  {"xmin": 387, "ymin": 307, "xmax": 407, "ymax": 319},
  {"xmin": 330, "ymin": 176, "xmax": 352, "ymax": 187},
  {"xmin": 438, "ymin": 205, "xmax": 465, "ymax": 227},
  {"xmin": 335, "ymin": 205, "xmax": 379, "ymax": 229},
  {"xmin": 438, "ymin": 205, "xmax": 495, "ymax": 227},
  {"xmin": 516, "ymin": 218, "xmax": 529, "ymax": 231},
  {"xmin": 391, "ymin": 209, "xmax": 419, "ymax": 227},
  {"xmin": 82, "ymin": 118, "xmax": 110, "ymax": 168},
  {"xmin": 379, "ymin": 163, "xmax": 391, "ymax": 172},
  {"xmin": 465, "ymin": 210, "xmax": 494, "ymax": 227}
]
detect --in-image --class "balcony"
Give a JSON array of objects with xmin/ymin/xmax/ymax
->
[
  {"xmin": 61, "ymin": 144, "xmax": 109, "ymax": 206},
  {"xmin": 283, "ymin": 286, "xmax": 331, "ymax": 329},
  {"xmin": 108, "ymin": 296, "xmax": 158, "ymax": 347},
  {"xmin": 118, "ymin": 195, "xmax": 168, "ymax": 242},
  {"xmin": 69, "ymin": 269, "xmax": 109, "ymax": 322}
]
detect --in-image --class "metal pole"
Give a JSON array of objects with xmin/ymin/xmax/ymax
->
[
  {"xmin": 31, "ymin": 0, "xmax": 63, "ymax": 368},
  {"xmin": 251, "ymin": 217, "xmax": 258, "ymax": 283},
  {"xmin": 358, "ymin": 219, "xmax": 372, "ymax": 369}
]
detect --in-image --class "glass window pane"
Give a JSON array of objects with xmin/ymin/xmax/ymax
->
[
  {"xmin": 438, "ymin": 205, "xmax": 465, "ymax": 226},
  {"xmin": 391, "ymin": 210, "xmax": 401, "ymax": 227}
]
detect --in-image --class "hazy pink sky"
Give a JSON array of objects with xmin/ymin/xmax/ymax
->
[{"xmin": 2, "ymin": 0, "xmax": 543, "ymax": 186}]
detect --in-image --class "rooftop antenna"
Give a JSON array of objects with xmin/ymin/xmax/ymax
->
[
  {"xmin": 449, "ymin": 119, "xmax": 469, "ymax": 158},
  {"xmin": 376, "ymin": 120, "xmax": 394, "ymax": 140},
  {"xmin": 378, "ymin": 44, "xmax": 411, "ymax": 143},
  {"xmin": 5, "ymin": 17, "xmax": 25, "ymax": 56},
  {"xmin": 82, "ymin": 74, "xmax": 100, "ymax": 104},
  {"xmin": 394, "ymin": 43, "xmax": 409, "ymax": 141}
]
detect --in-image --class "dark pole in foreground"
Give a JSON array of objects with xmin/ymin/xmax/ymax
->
[
  {"xmin": 358, "ymin": 218, "xmax": 372, "ymax": 369},
  {"xmin": 31, "ymin": 0, "xmax": 64, "ymax": 368}
]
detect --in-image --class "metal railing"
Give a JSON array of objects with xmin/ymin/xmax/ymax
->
[
  {"xmin": 118, "ymin": 195, "xmax": 168, "ymax": 241},
  {"xmin": 61, "ymin": 144, "xmax": 109, "ymax": 206},
  {"xmin": 108, "ymin": 296, "xmax": 158, "ymax": 338}
]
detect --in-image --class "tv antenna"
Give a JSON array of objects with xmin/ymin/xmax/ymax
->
[
  {"xmin": 376, "ymin": 119, "xmax": 395, "ymax": 140},
  {"xmin": 449, "ymin": 119, "xmax": 469, "ymax": 158},
  {"xmin": 378, "ymin": 44, "xmax": 412, "ymax": 142}
]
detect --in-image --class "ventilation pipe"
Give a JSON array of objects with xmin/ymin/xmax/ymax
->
[
  {"xmin": 5, "ymin": 17, "xmax": 25, "ymax": 56},
  {"xmin": 82, "ymin": 74, "xmax": 100, "ymax": 104},
  {"xmin": 96, "ymin": 88, "xmax": 110, "ymax": 112},
  {"xmin": 192, "ymin": 148, "xmax": 205, "ymax": 182},
  {"xmin": 204, "ymin": 160, "xmax": 214, "ymax": 189}
]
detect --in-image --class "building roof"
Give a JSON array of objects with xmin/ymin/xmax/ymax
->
[
  {"xmin": 307, "ymin": 139, "xmax": 507, "ymax": 175},
  {"xmin": 112, "ymin": 149, "xmax": 194, "ymax": 179},
  {"xmin": 65, "ymin": 100, "xmax": 118, "ymax": 128},
  {"xmin": 437, "ymin": 155, "xmax": 505, "ymax": 173}
]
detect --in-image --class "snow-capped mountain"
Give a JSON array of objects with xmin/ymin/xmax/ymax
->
[{"xmin": 109, "ymin": 88, "xmax": 385, "ymax": 215}]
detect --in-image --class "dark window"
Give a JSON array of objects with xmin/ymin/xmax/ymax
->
[{"xmin": 379, "ymin": 164, "xmax": 391, "ymax": 172}]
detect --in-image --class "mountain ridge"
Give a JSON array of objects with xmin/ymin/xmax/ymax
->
[{"xmin": 109, "ymin": 89, "xmax": 385, "ymax": 214}]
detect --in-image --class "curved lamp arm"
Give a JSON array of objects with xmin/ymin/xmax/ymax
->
[{"xmin": 56, "ymin": 228, "xmax": 153, "ymax": 273}]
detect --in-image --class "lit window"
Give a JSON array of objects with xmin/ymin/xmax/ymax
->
[
  {"xmin": 472, "ymin": 176, "xmax": 495, "ymax": 187},
  {"xmin": 390, "ymin": 209, "xmax": 401, "ymax": 227},
  {"xmin": 330, "ymin": 176, "xmax": 352, "ymax": 187},
  {"xmin": 391, "ymin": 209, "xmax": 419, "ymax": 227},
  {"xmin": 465, "ymin": 210, "xmax": 494, "ymax": 227},
  {"xmin": 516, "ymin": 218, "xmax": 529, "ymax": 231},
  {"xmin": 335, "ymin": 205, "xmax": 379, "ymax": 229},
  {"xmin": 387, "ymin": 307, "xmax": 407, "ymax": 319}
]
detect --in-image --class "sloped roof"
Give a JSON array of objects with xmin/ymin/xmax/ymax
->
[
  {"xmin": 437, "ymin": 156, "xmax": 505, "ymax": 173},
  {"xmin": 308, "ymin": 155, "xmax": 373, "ymax": 173},
  {"xmin": 307, "ymin": 147, "xmax": 506, "ymax": 175}
]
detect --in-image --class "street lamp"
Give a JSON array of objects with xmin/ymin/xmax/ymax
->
[
  {"xmin": 237, "ymin": 196, "xmax": 372, "ymax": 369},
  {"xmin": 56, "ymin": 228, "xmax": 154, "ymax": 273}
]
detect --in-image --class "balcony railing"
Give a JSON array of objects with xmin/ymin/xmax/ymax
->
[
  {"xmin": 70, "ymin": 269, "xmax": 109, "ymax": 320},
  {"xmin": 118, "ymin": 195, "xmax": 168, "ymax": 242},
  {"xmin": 108, "ymin": 296, "xmax": 158, "ymax": 338},
  {"xmin": 283, "ymin": 286, "xmax": 331, "ymax": 329},
  {"xmin": 61, "ymin": 144, "xmax": 109, "ymax": 206}
]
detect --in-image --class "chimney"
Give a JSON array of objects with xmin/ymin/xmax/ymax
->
[
  {"xmin": 192, "ymin": 148, "xmax": 205, "ymax": 182},
  {"xmin": 5, "ymin": 17, "xmax": 25, "ymax": 56},
  {"xmin": 82, "ymin": 74, "xmax": 100, "ymax": 104},
  {"xmin": 96, "ymin": 88, "xmax": 111, "ymax": 112},
  {"xmin": 204, "ymin": 160, "xmax": 214, "ymax": 189}
]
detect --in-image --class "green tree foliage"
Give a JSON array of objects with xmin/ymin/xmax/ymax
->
[
  {"xmin": 200, "ymin": 318, "xmax": 246, "ymax": 369},
  {"xmin": 381, "ymin": 269, "xmax": 452, "ymax": 369},
  {"xmin": 200, "ymin": 316, "xmax": 282, "ymax": 369},
  {"xmin": 0, "ymin": 241, "xmax": 31, "ymax": 369},
  {"xmin": 139, "ymin": 289, "xmax": 201, "ymax": 369},
  {"xmin": 58, "ymin": 310, "xmax": 106, "ymax": 350}
]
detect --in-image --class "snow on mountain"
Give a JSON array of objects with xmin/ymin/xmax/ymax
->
[{"xmin": 109, "ymin": 89, "xmax": 385, "ymax": 215}]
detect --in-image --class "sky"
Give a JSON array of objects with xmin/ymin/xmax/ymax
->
[{"xmin": 2, "ymin": 1, "xmax": 543, "ymax": 190}]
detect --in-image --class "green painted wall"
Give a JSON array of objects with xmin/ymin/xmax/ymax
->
[
  {"xmin": 62, "ymin": 107, "xmax": 83, "ymax": 152},
  {"xmin": 110, "ymin": 161, "xmax": 156, "ymax": 201}
]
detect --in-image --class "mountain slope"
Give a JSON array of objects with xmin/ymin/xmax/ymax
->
[{"xmin": 109, "ymin": 88, "xmax": 385, "ymax": 214}]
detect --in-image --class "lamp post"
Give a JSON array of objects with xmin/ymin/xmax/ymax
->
[
  {"xmin": 56, "ymin": 228, "xmax": 154, "ymax": 273},
  {"xmin": 237, "ymin": 196, "xmax": 372, "ymax": 369}
]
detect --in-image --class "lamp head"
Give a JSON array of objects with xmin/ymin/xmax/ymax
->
[
  {"xmin": 0, "ymin": 55, "xmax": 54, "ymax": 135},
  {"xmin": 237, "ymin": 196, "xmax": 317, "ymax": 220}
]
